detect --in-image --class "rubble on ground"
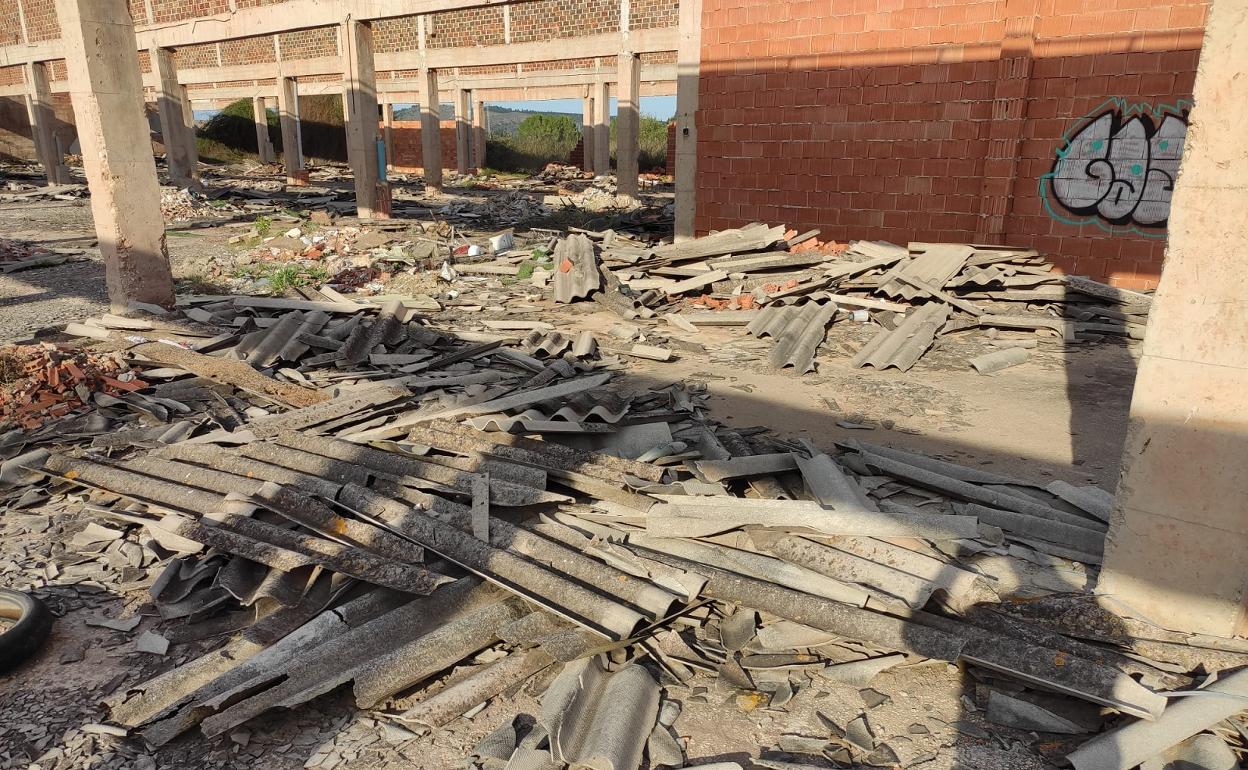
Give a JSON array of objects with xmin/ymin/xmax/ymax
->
[{"xmin": 0, "ymin": 220, "xmax": 1235, "ymax": 770}]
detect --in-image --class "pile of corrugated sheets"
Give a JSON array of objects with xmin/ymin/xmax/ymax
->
[{"xmin": 2, "ymin": 280, "xmax": 1226, "ymax": 770}]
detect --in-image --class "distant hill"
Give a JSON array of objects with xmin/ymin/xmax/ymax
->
[{"xmin": 391, "ymin": 104, "xmax": 581, "ymax": 137}]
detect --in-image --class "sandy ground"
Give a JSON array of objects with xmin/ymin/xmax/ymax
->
[{"xmin": 0, "ymin": 174, "xmax": 1133, "ymax": 769}]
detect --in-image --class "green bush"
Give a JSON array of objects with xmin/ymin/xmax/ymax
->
[
  {"xmin": 200, "ymin": 98, "xmax": 280, "ymax": 156},
  {"xmin": 198, "ymin": 95, "xmax": 349, "ymax": 163},
  {"xmin": 516, "ymin": 114, "xmax": 580, "ymax": 147}
]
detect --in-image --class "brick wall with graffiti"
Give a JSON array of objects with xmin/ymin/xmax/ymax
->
[
  {"xmin": 698, "ymin": 0, "xmax": 1208, "ymax": 288},
  {"xmin": 1007, "ymin": 49, "xmax": 1199, "ymax": 289}
]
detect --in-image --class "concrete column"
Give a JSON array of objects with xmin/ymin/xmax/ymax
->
[
  {"xmin": 581, "ymin": 94, "xmax": 595, "ymax": 174},
  {"xmin": 382, "ymin": 101, "xmax": 394, "ymax": 172},
  {"xmin": 276, "ymin": 76, "xmax": 304, "ymax": 185},
  {"xmin": 252, "ymin": 95, "xmax": 275, "ymax": 163},
  {"xmin": 472, "ymin": 97, "xmax": 487, "ymax": 170},
  {"xmin": 454, "ymin": 88, "xmax": 470, "ymax": 175},
  {"xmin": 674, "ymin": 0, "xmax": 703, "ymax": 240},
  {"xmin": 23, "ymin": 61, "xmax": 67, "ymax": 185},
  {"xmin": 55, "ymin": 0, "xmax": 173, "ymax": 310},
  {"xmin": 593, "ymin": 80, "xmax": 610, "ymax": 176},
  {"xmin": 152, "ymin": 47, "xmax": 197, "ymax": 186},
  {"xmin": 615, "ymin": 52, "xmax": 641, "ymax": 199},
  {"xmin": 341, "ymin": 19, "xmax": 382, "ymax": 218},
  {"xmin": 420, "ymin": 67, "xmax": 443, "ymax": 193},
  {"xmin": 180, "ymin": 86, "xmax": 199, "ymax": 172},
  {"xmin": 1096, "ymin": 0, "xmax": 1248, "ymax": 638}
]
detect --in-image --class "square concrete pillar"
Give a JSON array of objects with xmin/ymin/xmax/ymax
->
[
  {"xmin": 472, "ymin": 97, "xmax": 487, "ymax": 170},
  {"xmin": 581, "ymin": 95, "xmax": 595, "ymax": 174},
  {"xmin": 382, "ymin": 101, "xmax": 394, "ymax": 172},
  {"xmin": 24, "ymin": 61, "xmax": 68, "ymax": 185},
  {"xmin": 180, "ymin": 85, "xmax": 199, "ymax": 173},
  {"xmin": 615, "ymin": 52, "xmax": 641, "ymax": 200},
  {"xmin": 252, "ymin": 95, "xmax": 275, "ymax": 163},
  {"xmin": 420, "ymin": 67, "xmax": 443, "ymax": 194},
  {"xmin": 55, "ymin": 0, "xmax": 173, "ymax": 310},
  {"xmin": 152, "ymin": 47, "xmax": 198, "ymax": 187},
  {"xmin": 1096, "ymin": 0, "xmax": 1248, "ymax": 638},
  {"xmin": 593, "ymin": 80, "xmax": 611, "ymax": 176},
  {"xmin": 341, "ymin": 19, "xmax": 383, "ymax": 218},
  {"xmin": 276, "ymin": 76, "xmax": 304, "ymax": 185},
  {"xmin": 454, "ymin": 88, "xmax": 470, "ymax": 175},
  {"xmin": 674, "ymin": 0, "xmax": 702, "ymax": 240}
]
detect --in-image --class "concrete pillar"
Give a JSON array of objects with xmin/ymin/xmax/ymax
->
[
  {"xmin": 382, "ymin": 101, "xmax": 394, "ymax": 172},
  {"xmin": 341, "ymin": 19, "xmax": 383, "ymax": 218},
  {"xmin": 420, "ymin": 67, "xmax": 443, "ymax": 193},
  {"xmin": 180, "ymin": 85, "xmax": 199, "ymax": 172},
  {"xmin": 593, "ymin": 80, "xmax": 610, "ymax": 176},
  {"xmin": 615, "ymin": 52, "xmax": 641, "ymax": 199},
  {"xmin": 276, "ymin": 76, "xmax": 304, "ymax": 185},
  {"xmin": 151, "ymin": 47, "xmax": 197, "ymax": 186},
  {"xmin": 454, "ymin": 88, "xmax": 470, "ymax": 175},
  {"xmin": 472, "ymin": 97, "xmax": 487, "ymax": 170},
  {"xmin": 252, "ymin": 95, "xmax": 275, "ymax": 163},
  {"xmin": 581, "ymin": 94, "xmax": 595, "ymax": 174},
  {"xmin": 55, "ymin": 0, "xmax": 174, "ymax": 310},
  {"xmin": 23, "ymin": 61, "xmax": 67, "ymax": 185},
  {"xmin": 674, "ymin": 0, "xmax": 702, "ymax": 240},
  {"xmin": 1096, "ymin": 0, "xmax": 1248, "ymax": 638}
]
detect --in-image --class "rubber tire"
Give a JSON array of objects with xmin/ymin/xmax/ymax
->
[{"xmin": 0, "ymin": 588, "xmax": 52, "ymax": 672}]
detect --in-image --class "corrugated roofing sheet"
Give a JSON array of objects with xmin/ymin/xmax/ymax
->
[
  {"xmin": 747, "ymin": 300, "xmax": 838, "ymax": 373},
  {"xmin": 851, "ymin": 303, "xmax": 950, "ymax": 372},
  {"xmin": 553, "ymin": 234, "xmax": 601, "ymax": 303},
  {"xmin": 878, "ymin": 244, "xmax": 974, "ymax": 300}
]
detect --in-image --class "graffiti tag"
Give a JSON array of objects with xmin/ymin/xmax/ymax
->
[{"xmin": 1040, "ymin": 99, "xmax": 1190, "ymax": 235}]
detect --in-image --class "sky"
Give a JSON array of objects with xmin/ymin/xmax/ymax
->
[
  {"xmin": 192, "ymin": 94, "xmax": 677, "ymax": 123},
  {"xmin": 493, "ymin": 95, "xmax": 676, "ymax": 120}
]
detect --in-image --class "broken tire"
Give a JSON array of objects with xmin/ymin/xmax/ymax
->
[{"xmin": 0, "ymin": 588, "xmax": 52, "ymax": 671}]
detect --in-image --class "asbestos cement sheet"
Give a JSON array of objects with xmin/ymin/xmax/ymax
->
[{"xmin": 851, "ymin": 303, "xmax": 950, "ymax": 372}]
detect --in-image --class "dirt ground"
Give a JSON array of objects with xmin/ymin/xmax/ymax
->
[{"xmin": 0, "ymin": 174, "xmax": 1137, "ymax": 770}]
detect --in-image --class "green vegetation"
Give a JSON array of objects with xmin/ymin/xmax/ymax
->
[
  {"xmin": 198, "ymin": 95, "xmax": 347, "ymax": 163},
  {"xmin": 253, "ymin": 215, "xmax": 273, "ymax": 237},
  {"xmin": 195, "ymin": 136, "xmax": 247, "ymax": 165},
  {"xmin": 610, "ymin": 115, "xmax": 670, "ymax": 172},
  {"xmin": 231, "ymin": 261, "xmax": 329, "ymax": 294},
  {"xmin": 516, "ymin": 114, "xmax": 580, "ymax": 146}
]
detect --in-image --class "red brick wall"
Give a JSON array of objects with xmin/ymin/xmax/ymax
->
[
  {"xmin": 385, "ymin": 120, "xmax": 460, "ymax": 172},
  {"xmin": 697, "ymin": 0, "xmax": 1207, "ymax": 289},
  {"xmin": 510, "ymin": 0, "xmax": 620, "ymax": 42}
]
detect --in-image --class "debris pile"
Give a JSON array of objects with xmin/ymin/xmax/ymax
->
[
  {"xmin": 534, "ymin": 223, "xmax": 1151, "ymax": 374},
  {"xmin": 0, "ymin": 263, "xmax": 1231, "ymax": 770},
  {"xmin": 160, "ymin": 187, "xmax": 242, "ymax": 222},
  {"xmin": 0, "ymin": 343, "xmax": 142, "ymax": 430}
]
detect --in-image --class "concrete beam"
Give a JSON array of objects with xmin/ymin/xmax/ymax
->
[
  {"xmin": 152, "ymin": 47, "xmax": 198, "ymax": 185},
  {"xmin": 582, "ymin": 94, "xmax": 595, "ymax": 174},
  {"xmin": 472, "ymin": 96, "xmax": 486, "ymax": 170},
  {"xmin": 252, "ymin": 95, "xmax": 275, "ymax": 163},
  {"xmin": 276, "ymin": 75, "xmax": 304, "ymax": 184},
  {"xmin": 23, "ymin": 61, "xmax": 68, "ymax": 185},
  {"xmin": 342, "ymin": 19, "xmax": 383, "ymax": 218},
  {"xmin": 615, "ymin": 52, "xmax": 640, "ymax": 199},
  {"xmin": 593, "ymin": 80, "xmax": 610, "ymax": 176},
  {"xmin": 1096, "ymin": 0, "xmax": 1248, "ymax": 638},
  {"xmin": 55, "ymin": 0, "xmax": 173, "ymax": 310},
  {"xmin": 420, "ymin": 67, "xmax": 442, "ymax": 193},
  {"xmin": 674, "ymin": 0, "xmax": 702, "ymax": 240},
  {"xmin": 454, "ymin": 88, "xmax": 470, "ymax": 175},
  {"xmin": 1, "ymin": 1, "xmax": 570, "ymax": 65}
]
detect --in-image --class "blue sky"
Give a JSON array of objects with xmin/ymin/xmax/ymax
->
[{"xmin": 494, "ymin": 95, "xmax": 676, "ymax": 120}]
